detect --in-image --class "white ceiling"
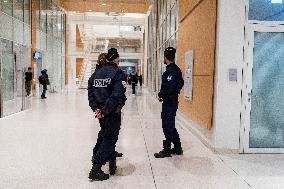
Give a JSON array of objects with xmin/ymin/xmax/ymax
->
[{"xmin": 69, "ymin": 12, "xmax": 145, "ymax": 43}]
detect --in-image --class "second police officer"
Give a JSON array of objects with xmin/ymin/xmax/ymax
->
[
  {"xmin": 154, "ymin": 47, "xmax": 184, "ymax": 159},
  {"xmin": 88, "ymin": 48, "xmax": 127, "ymax": 181}
]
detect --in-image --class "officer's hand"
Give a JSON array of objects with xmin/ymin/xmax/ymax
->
[{"xmin": 95, "ymin": 109, "xmax": 104, "ymax": 118}]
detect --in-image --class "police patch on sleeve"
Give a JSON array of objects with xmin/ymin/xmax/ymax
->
[
  {"xmin": 94, "ymin": 78, "xmax": 112, "ymax": 87},
  {"xmin": 167, "ymin": 76, "xmax": 173, "ymax": 81}
]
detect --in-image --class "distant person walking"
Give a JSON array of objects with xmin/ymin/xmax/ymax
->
[
  {"xmin": 139, "ymin": 74, "xmax": 143, "ymax": 87},
  {"xmin": 25, "ymin": 67, "xmax": 33, "ymax": 96},
  {"xmin": 39, "ymin": 69, "xmax": 50, "ymax": 99},
  {"xmin": 131, "ymin": 72, "xmax": 138, "ymax": 94}
]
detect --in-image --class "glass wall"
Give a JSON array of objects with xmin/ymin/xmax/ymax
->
[
  {"xmin": 35, "ymin": 0, "xmax": 66, "ymax": 93},
  {"xmin": 146, "ymin": 0, "xmax": 178, "ymax": 93},
  {"xmin": 0, "ymin": 0, "xmax": 31, "ymax": 117},
  {"xmin": 147, "ymin": 4, "xmax": 156, "ymax": 93},
  {"xmin": 157, "ymin": 0, "xmax": 178, "ymax": 91}
]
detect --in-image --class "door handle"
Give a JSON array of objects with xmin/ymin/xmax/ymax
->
[{"xmin": 248, "ymin": 93, "xmax": 252, "ymax": 103}]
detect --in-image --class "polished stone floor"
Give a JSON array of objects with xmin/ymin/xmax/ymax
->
[{"xmin": 0, "ymin": 88, "xmax": 284, "ymax": 189}]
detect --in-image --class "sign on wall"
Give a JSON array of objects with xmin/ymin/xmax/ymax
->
[{"xmin": 184, "ymin": 50, "xmax": 194, "ymax": 101}]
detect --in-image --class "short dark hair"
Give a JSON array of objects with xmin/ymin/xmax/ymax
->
[
  {"xmin": 164, "ymin": 47, "xmax": 176, "ymax": 61},
  {"xmin": 28, "ymin": 67, "xmax": 32, "ymax": 70}
]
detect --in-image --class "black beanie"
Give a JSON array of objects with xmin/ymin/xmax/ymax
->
[
  {"xmin": 164, "ymin": 47, "xmax": 176, "ymax": 61},
  {"xmin": 107, "ymin": 48, "xmax": 119, "ymax": 61}
]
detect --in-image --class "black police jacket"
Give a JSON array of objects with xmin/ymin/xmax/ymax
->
[
  {"xmin": 39, "ymin": 73, "xmax": 50, "ymax": 86},
  {"xmin": 88, "ymin": 62, "xmax": 126, "ymax": 115},
  {"xmin": 158, "ymin": 63, "xmax": 184, "ymax": 102}
]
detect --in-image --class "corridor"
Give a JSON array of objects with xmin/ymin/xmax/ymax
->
[{"xmin": 0, "ymin": 90, "xmax": 284, "ymax": 189}]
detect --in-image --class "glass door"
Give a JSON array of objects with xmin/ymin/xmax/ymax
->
[
  {"xmin": 0, "ymin": 39, "xmax": 15, "ymax": 117},
  {"xmin": 0, "ymin": 39, "xmax": 29, "ymax": 117},
  {"xmin": 13, "ymin": 43, "xmax": 25, "ymax": 113},
  {"xmin": 243, "ymin": 25, "xmax": 284, "ymax": 153}
]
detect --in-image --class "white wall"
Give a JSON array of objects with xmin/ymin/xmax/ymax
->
[{"xmin": 213, "ymin": 0, "xmax": 246, "ymax": 150}]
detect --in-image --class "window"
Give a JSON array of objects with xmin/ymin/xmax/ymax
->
[
  {"xmin": 24, "ymin": 0, "xmax": 30, "ymax": 24},
  {"xmin": 249, "ymin": 0, "xmax": 284, "ymax": 21},
  {"xmin": 13, "ymin": 0, "xmax": 23, "ymax": 21},
  {"xmin": 1, "ymin": 0, "xmax": 13, "ymax": 16},
  {"xmin": 40, "ymin": 0, "xmax": 47, "ymax": 32}
]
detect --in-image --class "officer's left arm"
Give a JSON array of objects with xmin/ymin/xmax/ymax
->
[
  {"xmin": 88, "ymin": 75, "xmax": 98, "ymax": 112},
  {"xmin": 158, "ymin": 70, "xmax": 178, "ymax": 98},
  {"xmin": 102, "ymin": 72, "xmax": 126, "ymax": 115}
]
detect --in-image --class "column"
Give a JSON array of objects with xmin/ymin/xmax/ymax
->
[{"xmin": 67, "ymin": 23, "xmax": 77, "ymax": 91}]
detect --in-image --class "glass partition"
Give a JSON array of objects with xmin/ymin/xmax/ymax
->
[
  {"xmin": 0, "ymin": 0, "xmax": 32, "ymax": 117},
  {"xmin": 35, "ymin": 0, "xmax": 66, "ymax": 93},
  {"xmin": 156, "ymin": 0, "xmax": 178, "ymax": 91}
]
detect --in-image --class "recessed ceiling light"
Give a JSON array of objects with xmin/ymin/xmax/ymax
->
[
  {"xmin": 102, "ymin": 3, "xmax": 106, "ymax": 6},
  {"xmin": 88, "ymin": 10, "xmax": 92, "ymax": 11},
  {"xmin": 4, "ymin": 0, "xmax": 8, "ymax": 2}
]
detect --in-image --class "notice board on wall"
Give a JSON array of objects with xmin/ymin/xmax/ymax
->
[{"xmin": 184, "ymin": 50, "xmax": 194, "ymax": 101}]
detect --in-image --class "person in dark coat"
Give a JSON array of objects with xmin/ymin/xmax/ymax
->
[
  {"xmin": 25, "ymin": 67, "xmax": 33, "ymax": 96},
  {"xmin": 139, "ymin": 74, "xmax": 143, "ymax": 87},
  {"xmin": 88, "ymin": 48, "xmax": 126, "ymax": 181},
  {"xmin": 39, "ymin": 69, "xmax": 50, "ymax": 99},
  {"xmin": 127, "ymin": 73, "xmax": 132, "ymax": 85},
  {"xmin": 131, "ymin": 72, "xmax": 138, "ymax": 94},
  {"xmin": 154, "ymin": 47, "xmax": 184, "ymax": 158}
]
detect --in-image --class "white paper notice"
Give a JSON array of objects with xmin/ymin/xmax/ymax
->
[{"xmin": 184, "ymin": 51, "xmax": 193, "ymax": 101}]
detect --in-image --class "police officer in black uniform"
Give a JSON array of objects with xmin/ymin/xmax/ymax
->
[
  {"xmin": 88, "ymin": 48, "xmax": 126, "ymax": 181},
  {"xmin": 154, "ymin": 47, "xmax": 184, "ymax": 158},
  {"xmin": 91, "ymin": 53, "xmax": 123, "ymax": 165}
]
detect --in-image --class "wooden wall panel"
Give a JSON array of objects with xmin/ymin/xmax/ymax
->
[
  {"xmin": 76, "ymin": 58, "xmax": 84, "ymax": 78},
  {"xmin": 179, "ymin": 0, "xmax": 202, "ymax": 21},
  {"xmin": 31, "ymin": 0, "xmax": 37, "ymax": 91},
  {"xmin": 61, "ymin": 1, "xmax": 148, "ymax": 13},
  {"xmin": 177, "ymin": 0, "xmax": 217, "ymax": 129},
  {"xmin": 76, "ymin": 25, "xmax": 84, "ymax": 49},
  {"xmin": 65, "ymin": 14, "xmax": 68, "ymax": 85},
  {"xmin": 179, "ymin": 76, "xmax": 214, "ymax": 128}
]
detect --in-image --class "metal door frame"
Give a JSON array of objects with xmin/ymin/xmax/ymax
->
[
  {"xmin": 241, "ymin": 24, "xmax": 284, "ymax": 153},
  {"xmin": 0, "ymin": 42, "xmax": 3, "ymax": 118}
]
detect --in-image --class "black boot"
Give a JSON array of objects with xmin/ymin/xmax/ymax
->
[
  {"xmin": 154, "ymin": 140, "xmax": 171, "ymax": 158},
  {"xmin": 89, "ymin": 164, "xmax": 109, "ymax": 181},
  {"xmin": 109, "ymin": 160, "xmax": 117, "ymax": 175},
  {"xmin": 115, "ymin": 151, "xmax": 123, "ymax": 158},
  {"xmin": 171, "ymin": 147, "xmax": 183, "ymax": 155},
  {"xmin": 154, "ymin": 150, "xmax": 171, "ymax": 158}
]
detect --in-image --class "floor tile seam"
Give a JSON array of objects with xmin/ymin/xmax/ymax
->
[
  {"xmin": 216, "ymin": 155, "xmax": 254, "ymax": 189},
  {"xmin": 172, "ymin": 110, "xmax": 255, "ymax": 188},
  {"xmin": 136, "ymin": 98, "xmax": 158, "ymax": 189}
]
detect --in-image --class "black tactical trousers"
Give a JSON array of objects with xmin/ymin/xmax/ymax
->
[
  {"xmin": 161, "ymin": 101, "xmax": 181, "ymax": 152},
  {"xmin": 41, "ymin": 84, "xmax": 47, "ymax": 98},
  {"xmin": 25, "ymin": 81, "xmax": 32, "ymax": 96},
  {"xmin": 93, "ymin": 112, "xmax": 121, "ymax": 165},
  {"xmin": 132, "ymin": 83, "xmax": 136, "ymax": 94}
]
